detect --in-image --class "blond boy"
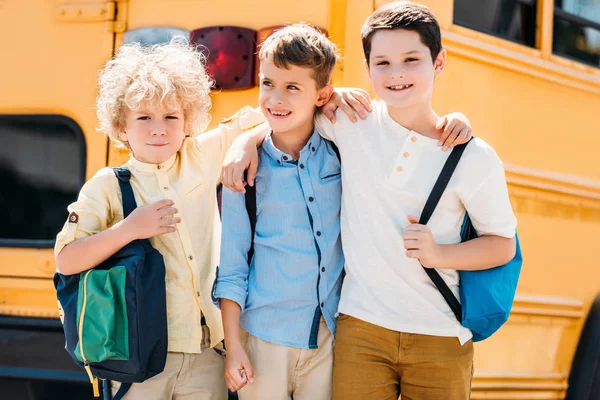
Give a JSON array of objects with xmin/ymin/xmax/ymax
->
[{"xmin": 53, "ymin": 40, "xmax": 267, "ymax": 400}]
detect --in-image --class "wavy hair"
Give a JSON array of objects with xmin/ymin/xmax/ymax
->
[{"xmin": 96, "ymin": 38, "xmax": 213, "ymax": 149}]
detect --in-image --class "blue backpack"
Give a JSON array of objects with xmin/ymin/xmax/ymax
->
[
  {"xmin": 419, "ymin": 140, "xmax": 523, "ymax": 342},
  {"xmin": 53, "ymin": 168, "xmax": 168, "ymax": 399}
]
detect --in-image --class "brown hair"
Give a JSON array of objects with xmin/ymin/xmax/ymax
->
[
  {"xmin": 258, "ymin": 23, "xmax": 338, "ymax": 88},
  {"xmin": 361, "ymin": 1, "xmax": 442, "ymax": 63}
]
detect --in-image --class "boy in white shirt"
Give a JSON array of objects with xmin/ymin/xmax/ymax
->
[{"xmin": 221, "ymin": 2, "xmax": 517, "ymax": 399}]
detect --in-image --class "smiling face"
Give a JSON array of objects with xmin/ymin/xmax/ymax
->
[
  {"xmin": 259, "ymin": 59, "xmax": 332, "ymax": 136},
  {"xmin": 365, "ymin": 29, "xmax": 445, "ymax": 110},
  {"xmin": 120, "ymin": 103, "xmax": 186, "ymax": 164}
]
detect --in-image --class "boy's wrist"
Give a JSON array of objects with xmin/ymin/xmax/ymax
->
[
  {"xmin": 225, "ymin": 340, "xmax": 244, "ymax": 352},
  {"xmin": 114, "ymin": 218, "xmax": 138, "ymax": 243}
]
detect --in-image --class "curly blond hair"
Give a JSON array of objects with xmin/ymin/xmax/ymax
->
[{"xmin": 96, "ymin": 38, "xmax": 213, "ymax": 149}]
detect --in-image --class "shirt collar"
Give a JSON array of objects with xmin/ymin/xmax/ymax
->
[
  {"xmin": 129, "ymin": 151, "xmax": 178, "ymax": 173},
  {"xmin": 262, "ymin": 128, "xmax": 323, "ymax": 165}
]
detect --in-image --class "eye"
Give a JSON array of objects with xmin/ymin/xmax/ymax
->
[
  {"xmin": 261, "ymin": 80, "xmax": 273, "ymax": 87},
  {"xmin": 376, "ymin": 60, "xmax": 389, "ymax": 66},
  {"xmin": 406, "ymin": 58, "xmax": 419, "ymax": 63},
  {"xmin": 137, "ymin": 116, "xmax": 150, "ymax": 121},
  {"xmin": 166, "ymin": 115, "xmax": 179, "ymax": 120},
  {"xmin": 287, "ymin": 85, "xmax": 299, "ymax": 91}
]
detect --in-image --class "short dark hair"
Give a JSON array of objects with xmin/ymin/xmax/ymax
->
[
  {"xmin": 361, "ymin": 1, "xmax": 442, "ymax": 63},
  {"xmin": 259, "ymin": 23, "xmax": 338, "ymax": 88}
]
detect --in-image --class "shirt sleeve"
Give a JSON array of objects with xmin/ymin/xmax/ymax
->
[
  {"xmin": 314, "ymin": 113, "xmax": 336, "ymax": 142},
  {"xmin": 460, "ymin": 141, "xmax": 517, "ymax": 238},
  {"xmin": 212, "ymin": 186, "xmax": 253, "ymax": 311},
  {"xmin": 194, "ymin": 106, "xmax": 267, "ymax": 174},
  {"xmin": 54, "ymin": 168, "xmax": 120, "ymax": 258}
]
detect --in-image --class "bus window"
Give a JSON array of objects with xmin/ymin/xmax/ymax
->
[
  {"xmin": 553, "ymin": 0, "xmax": 600, "ymax": 68},
  {"xmin": 453, "ymin": 0, "xmax": 537, "ymax": 47},
  {"xmin": 0, "ymin": 115, "xmax": 85, "ymax": 248}
]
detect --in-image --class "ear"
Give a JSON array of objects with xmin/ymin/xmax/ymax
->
[
  {"xmin": 118, "ymin": 130, "xmax": 128, "ymax": 142},
  {"xmin": 315, "ymin": 84, "xmax": 334, "ymax": 107},
  {"xmin": 363, "ymin": 59, "xmax": 371, "ymax": 79},
  {"xmin": 433, "ymin": 48, "xmax": 446, "ymax": 76}
]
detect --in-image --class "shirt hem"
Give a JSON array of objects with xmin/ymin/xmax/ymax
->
[
  {"xmin": 241, "ymin": 323, "xmax": 319, "ymax": 350},
  {"xmin": 339, "ymin": 307, "xmax": 473, "ymax": 345}
]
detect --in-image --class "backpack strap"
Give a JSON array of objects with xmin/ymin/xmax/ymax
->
[
  {"xmin": 244, "ymin": 184, "xmax": 257, "ymax": 263},
  {"xmin": 113, "ymin": 168, "xmax": 137, "ymax": 218},
  {"xmin": 103, "ymin": 380, "xmax": 132, "ymax": 400},
  {"xmin": 418, "ymin": 139, "xmax": 472, "ymax": 322},
  {"xmin": 329, "ymin": 141, "xmax": 340, "ymax": 162}
]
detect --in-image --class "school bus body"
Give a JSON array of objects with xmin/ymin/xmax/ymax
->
[{"xmin": 1, "ymin": 0, "xmax": 599, "ymax": 399}]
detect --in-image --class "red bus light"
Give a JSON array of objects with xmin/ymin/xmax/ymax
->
[{"xmin": 191, "ymin": 26, "xmax": 257, "ymax": 90}]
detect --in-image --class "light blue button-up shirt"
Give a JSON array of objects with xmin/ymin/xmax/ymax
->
[{"xmin": 213, "ymin": 129, "xmax": 344, "ymax": 349}]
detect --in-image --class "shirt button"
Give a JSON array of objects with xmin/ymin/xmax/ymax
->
[
  {"xmin": 316, "ymin": 231, "xmax": 322, "ymax": 236},
  {"xmin": 309, "ymin": 196, "xmax": 314, "ymax": 202},
  {"xmin": 196, "ymin": 291, "xmax": 201, "ymax": 297},
  {"xmin": 403, "ymin": 152, "xmax": 409, "ymax": 158},
  {"xmin": 321, "ymin": 267, "xmax": 325, "ymax": 272},
  {"xmin": 312, "ymin": 147, "xmax": 316, "ymax": 152},
  {"xmin": 411, "ymin": 136, "xmax": 417, "ymax": 143},
  {"xmin": 277, "ymin": 160, "xmax": 281, "ymax": 164},
  {"xmin": 189, "ymin": 255, "xmax": 194, "ymax": 260},
  {"xmin": 283, "ymin": 156, "xmax": 289, "ymax": 161},
  {"xmin": 320, "ymin": 302, "xmax": 324, "ymax": 308},
  {"xmin": 157, "ymin": 165, "xmax": 162, "ymax": 170},
  {"xmin": 300, "ymin": 164, "xmax": 305, "ymax": 169},
  {"xmin": 396, "ymin": 166, "xmax": 403, "ymax": 172},
  {"xmin": 163, "ymin": 186, "xmax": 169, "ymax": 190}
]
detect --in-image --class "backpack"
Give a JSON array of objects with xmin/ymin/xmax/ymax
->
[
  {"xmin": 419, "ymin": 140, "xmax": 523, "ymax": 342},
  {"xmin": 54, "ymin": 168, "xmax": 168, "ymax": 400}
]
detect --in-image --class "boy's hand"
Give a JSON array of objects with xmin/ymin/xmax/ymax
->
[
  {"xmin": 403, "ymin": 215, "xmax": 442, "ymax": 269},
  {"xmin": 224, "ymin": 345, "xmax": 254, "ymax": 392},
  {"xmin": 436, "ymin": 112, "xmax": 473, "ymax": 151},
  {"xmin": 221, "ymin": 135, "xmax": 260, "ymax": 193},
  {"xmin": 322, "ymin": 88, "xmax": 373, "ymax": 123},
  {"xmin": 121, "ymin": 199, "xmax": 180, "ymax": 240}
]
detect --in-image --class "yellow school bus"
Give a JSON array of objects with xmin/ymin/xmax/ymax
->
[{"xmin": 1, "ymin": 0, "xmax": 599, "ymax": 399}]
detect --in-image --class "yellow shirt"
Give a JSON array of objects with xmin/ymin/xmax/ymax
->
[{"xmin": 55, "ymin": 106, "xmax": 265, "ymax": 353}]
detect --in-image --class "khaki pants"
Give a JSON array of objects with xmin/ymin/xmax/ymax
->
[
  {"xmin": 111, "ymin": 326, "xmax": 227, "ymax": 400},
  {"xmin": 238, "ymin": 318, "xmax": 334, "ymax": 400},
  {"xmin": 333, "ymin": 314, "xmax": 474, "ymax": 400}
]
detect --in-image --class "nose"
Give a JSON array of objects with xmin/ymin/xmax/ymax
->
[
  {"xmin": 269, "ymin": 89, "xmax": 285, "ymax": 105},
  {"xmin": 390, "ymin": 65, "xmax": 405, "ymax": 80},
  {"xmin": 150, "ymin": 120, "xmax": 168, "ymax": 136}
]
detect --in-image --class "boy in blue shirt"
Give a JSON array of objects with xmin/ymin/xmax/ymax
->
[{"xmin": 213, "ymin": 24, "xmax": 343, "ymax": 400}]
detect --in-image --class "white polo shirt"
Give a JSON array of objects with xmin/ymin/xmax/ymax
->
[{"xmin": 315, "ymin": 101, "xmax": 516, "ymax": 344}]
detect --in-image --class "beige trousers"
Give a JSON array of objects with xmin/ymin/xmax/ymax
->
[
  {"xmin": 111, "ymin": 325, "xmax": 227, "ymax": 400},
  {"xmin": 238, "ymin": 318, "xmax": 334, "ymax": 400}
]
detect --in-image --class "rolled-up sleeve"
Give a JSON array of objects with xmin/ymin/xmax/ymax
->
[
  {"xmin": 213, "ymin": 186, "xmax": 253, "ymax": 311},
  {"xmin": 54, "ymin": 168, "xmax": 119, "ymax": 258}
]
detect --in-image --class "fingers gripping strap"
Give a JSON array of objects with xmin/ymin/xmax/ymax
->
[{"xmin": 113, "ymin": 169, "xmax": 137, "ymax": 218}]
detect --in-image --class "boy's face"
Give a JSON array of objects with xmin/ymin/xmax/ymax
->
[
  {"xmin": 259, "ymin": 59, "xmax": 332, "ymax": 135},
  {"xmin": 365, "ymin": 29, "xmax": 445, "ymax": 110},
  {"xmin": 121, "ymin": 103, "xmax": 186, "ymax": 164}
]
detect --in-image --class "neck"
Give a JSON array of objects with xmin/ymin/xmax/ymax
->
[
  {"xmin": 271, "ymin": 121, "xmax": 314, "ymax": 160},
  {"xmin": 386, "ymin": 101, "xmax": 440, "ymax": 139}
]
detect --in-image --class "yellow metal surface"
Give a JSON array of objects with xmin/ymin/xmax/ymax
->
[{"xmin": 1, "ymin": 1, "xmax": 599, "ymax": 398}]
